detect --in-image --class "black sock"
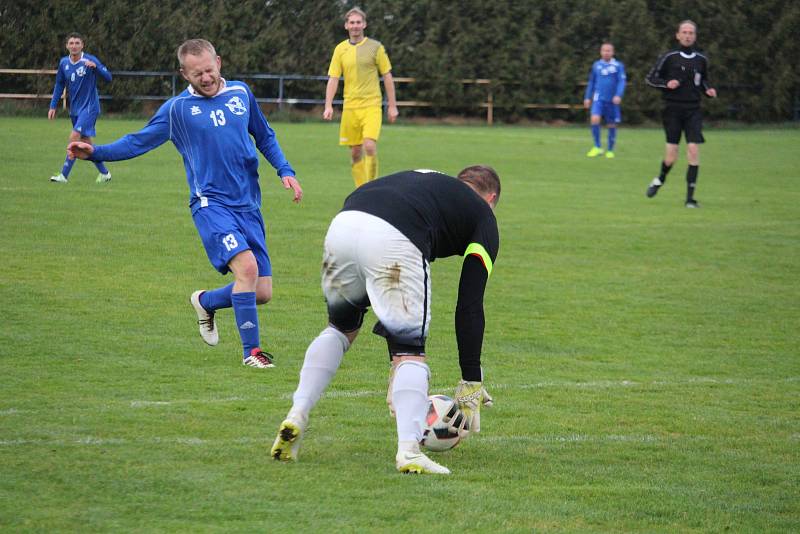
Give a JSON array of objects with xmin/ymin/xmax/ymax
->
[
  {"xmin": 658, "ymin": 161, "xmax": 673, "ymax": 183},
  {"xmin": 686, "ymin": 165, "xmax": 699, "ymax": 201}
]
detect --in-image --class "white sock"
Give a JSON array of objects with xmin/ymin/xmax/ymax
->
[
  {"xmin": 291, "ymin": 327, "xmax": 350, "ymax": 416},
  {"xmin": 398, "ymin": 440, "xmax": 420, "ymax": 454},
  {"xmin": 392, "ymin": 360, "xmax": 430, "ymax": 448}
]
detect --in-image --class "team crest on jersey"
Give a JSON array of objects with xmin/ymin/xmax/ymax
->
[
  {"xmin": 191, "ymin": 105, "xmax": 201, "ymax": 115},
  {"xmin": 76, "ymin": 66, "xmax": 87, "ymax": 77},
  {"xmin": 225, "ymin": 96, "xmax": 247, "ymax": 115}
]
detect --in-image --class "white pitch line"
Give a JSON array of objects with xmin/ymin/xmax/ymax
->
[
  {"xmin": 2, "ymin": 376, "xmax": 795, "ymax": 414},
  {"xmin": 122, "ymin": 375, "xmax": 799, "ymax": 407},
  {"xmin": 129, "ymin": 396, "xmax": 250, "ymax": 407},
  {"xmin": 481, "ymin": 434, "xmax": 664, "ymax": 444},
  {"xmin": 0, "ymin": 436, "xmax": 271, "ymax": 447},
  {"xmin": 4, "ymin": 432, "xmax": 795, "ymax": 448}
]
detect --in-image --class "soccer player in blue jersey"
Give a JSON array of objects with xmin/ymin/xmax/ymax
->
[
  {"xmin": 48, "ymin": 33, "xmax": 113, "ymax": 184},
  {"xmin": 68, "ymin": 39, "xmax": 303, "ymax": 368},
  {"xmin": 583, "ymin": 42, "xmax": 626, "ymax": 159}
]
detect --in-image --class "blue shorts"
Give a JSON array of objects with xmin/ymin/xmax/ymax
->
[
  {"xmin": 71, "ymin": 112, "xmax": 98, "ymax": 137},
  {"xmin": 192, "ymin": 205, "xmax": 272, "ymax": 276},
  {"xmin": 590, "ymin": 100, "xmax": 621, "ymax": 124}
]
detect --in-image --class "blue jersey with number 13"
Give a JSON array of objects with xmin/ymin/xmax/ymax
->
[{"xmin": 91, "ymin": 80, "xmax": 295, "ymax": 214}]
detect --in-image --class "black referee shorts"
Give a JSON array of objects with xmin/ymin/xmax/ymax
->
[{"xmin": 662, "ymin": 104, "xmax": 705, "ymax": 144}]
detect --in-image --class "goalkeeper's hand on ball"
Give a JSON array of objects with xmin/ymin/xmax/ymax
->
[{"xmin": 452, "ymin": 380, "xmax": 494, "ymax": 437}]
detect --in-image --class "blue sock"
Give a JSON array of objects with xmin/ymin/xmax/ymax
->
[
  {"xmin": 61, "ymin": 156, "xmax": 76, "ymax": 177},
  {"xmin": 199, "ymin": 282, "xmax": 234, "ymax": 311},
  {"xmin": 608, "ymin": 128, "xmax": 617, "ymax": 151},
  {"xmin": 591, "ymin": 125, "xmax": 601, "ymax": 148},
  {"xmin": 232, "ymin": 291, "xmax": 260, "ymax": 358},
  {"xmin": 93, "ymin": 161, "xmax": 109, "ymax": 174}
]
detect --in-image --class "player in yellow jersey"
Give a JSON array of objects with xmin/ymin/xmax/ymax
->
[{"xmin": 323, "ymin": 7, "xmax": 398, "ymax": 188}]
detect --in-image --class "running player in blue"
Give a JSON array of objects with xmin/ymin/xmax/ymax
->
[
  {"xmin": 48, "ymin": 33, "xmax": 113, "ymax": 184},
  {"xmin": 583, "ymin": 42, "xmax": 626, "ymax": 159},
  {"xmin": 68, "ymin": 39, "xmax": 304, "ymax": 369}
]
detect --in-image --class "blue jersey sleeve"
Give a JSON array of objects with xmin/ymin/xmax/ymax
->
[
  {"xmin": 616, "ymin": 62, "xmax": 627, "ymax": 99},
  {"xmin": 91, "ymin": 101, "xmax": 171, "ymax": 162},
  {"xmin": 584, "ymin": 63, "xmax": 596, "ymax": 101},
  {"xmin": 50, "ymin": 60, "xmax": 66, "ymax": 109},
  {"xmin": 87, "ymin": 54, "xmax": 112, "ymax": 83},
  {"xmin": 245, "ymin": 85, "xmax": 295, "ymax": 179}
]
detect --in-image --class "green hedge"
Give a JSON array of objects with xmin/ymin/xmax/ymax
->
[{"xmin": 2, "ymin": 0, "xmax": 797, "ymax": 121}]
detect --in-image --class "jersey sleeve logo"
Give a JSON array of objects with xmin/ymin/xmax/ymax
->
[{"xmin": 224, "ymin": 96, "xmax": 247, "ymax": 115}]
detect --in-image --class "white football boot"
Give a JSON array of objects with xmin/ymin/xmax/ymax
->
[
  {"xmin": 96, "ymin": 172, "xmax": 111, "ymax": 183},
  {"xmin": 243, "ymin": 348, "xmax": 275, "ymax": 368},
  {"xmin": 50, "ymin": 173, "xmax": 68, "ymax": 183},
  {"xmin": 396, "ymin": 449, "xmax": 451, "ymax": 475},
  {"xmin": 271, "ymin": 412, "xmax": 307, "ymax": 461},
  {"xmin": 190, "ymin": 290, "xmax": 219, "ymax": 346}
]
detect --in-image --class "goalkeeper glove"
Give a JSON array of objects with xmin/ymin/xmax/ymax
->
[{"xmin": 453, "ymin": 380, "xmax": 494, "ymax": 436}]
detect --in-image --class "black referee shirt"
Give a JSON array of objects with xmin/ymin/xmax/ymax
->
[{"xmin": 646, "ymin": 46, "xmax": 712, "ymax": 105}]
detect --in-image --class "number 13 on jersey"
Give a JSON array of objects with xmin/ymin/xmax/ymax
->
[{"xmin": 210, "ymin": 109, "xmax": 226, "ymax": 127}]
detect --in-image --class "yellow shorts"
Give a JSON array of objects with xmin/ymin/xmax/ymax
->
[{"xmin": 339, "ymin": 106, "xmax": 383, "ymax": 146}]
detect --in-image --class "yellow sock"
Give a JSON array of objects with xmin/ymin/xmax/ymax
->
[
  {"xmin": 364, "ymin": 154, "xmax": 378, "ymax": 182},
  {"xmin": 351, "ymin": 159, "xmax": 367, "ymax": 188}
]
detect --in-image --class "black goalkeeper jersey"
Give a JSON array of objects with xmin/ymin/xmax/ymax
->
[
  {"xmin": 341, "ymin": 169, "xmax": 500, "ymax": 381},
  {"xmin": 342, "ymin": 169, "xmax": 499, "ymax": 264}
]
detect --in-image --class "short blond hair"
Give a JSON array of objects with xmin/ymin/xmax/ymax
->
[
  {"xmin": 677, "ymin": 19, "xmax": 697, "ymax": 32},
  {"xmin": 177, "ymin": 39, "xmax": 217, "ymax": 67},
  {"xmin": 345, "ymin": 7, "xmax": 366, "ymax": 22}
]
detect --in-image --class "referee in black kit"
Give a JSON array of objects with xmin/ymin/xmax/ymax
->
[{"xmin": 645, "ymin": 20, "xmax": 717, "ymax": 208}]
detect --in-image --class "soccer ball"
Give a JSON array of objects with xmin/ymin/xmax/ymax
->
[{"xmin": 420, "ymin": 394, "xmax": 464, "ymax": 452}]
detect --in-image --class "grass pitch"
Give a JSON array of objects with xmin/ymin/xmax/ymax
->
[{"xmin": 1, "ymin": 117, "xmax": 798, "ymax": 532}]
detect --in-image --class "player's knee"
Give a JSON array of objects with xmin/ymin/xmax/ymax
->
[
  {"xmin": 327, "ymin": 300, "xmax": 366, "ymax": 335},
  {"xmin": 255, "ymin": 287, "xmax": 272, "ymax": 305},
  {"xmin": 393, "ymin": 359, "xmax": 430, "ymax": 380},
  {"xmin": 664, "ymin": 144, "xmax": 679, "ymax": 164},
  {"xmin": 363, "ymin": 139, "xmax": 377, "ymax": 155},
  {"xmin": 350, "ymin": 145, "xmax": 363, "ymax": 162},
  {"xmin": 321, "ymin": 325, "xmax": 354, "ymax": 351},
  {"xmin": 231, "ymin": 256, "xmax": 259, "ymax": 285}
]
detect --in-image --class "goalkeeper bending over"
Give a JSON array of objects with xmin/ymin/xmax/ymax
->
[{"xmin": 271, "ymin": 166, "xmax": 500, "ymax": 475}]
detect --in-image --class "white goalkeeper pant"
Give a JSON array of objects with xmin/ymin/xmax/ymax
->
[{"xmin": 321, "ymin": 210, "xmax": 431, "ymax": 346}]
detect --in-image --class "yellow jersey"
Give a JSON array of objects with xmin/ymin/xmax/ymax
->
[{"xmin": 328, "ymin": 38, "xmax": 392, "ymax": 109}]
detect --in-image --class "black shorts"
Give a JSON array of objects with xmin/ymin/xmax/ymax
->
[{"xmin": 662, "ymin": 104, "xmax": 705, "ymax": 144}]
